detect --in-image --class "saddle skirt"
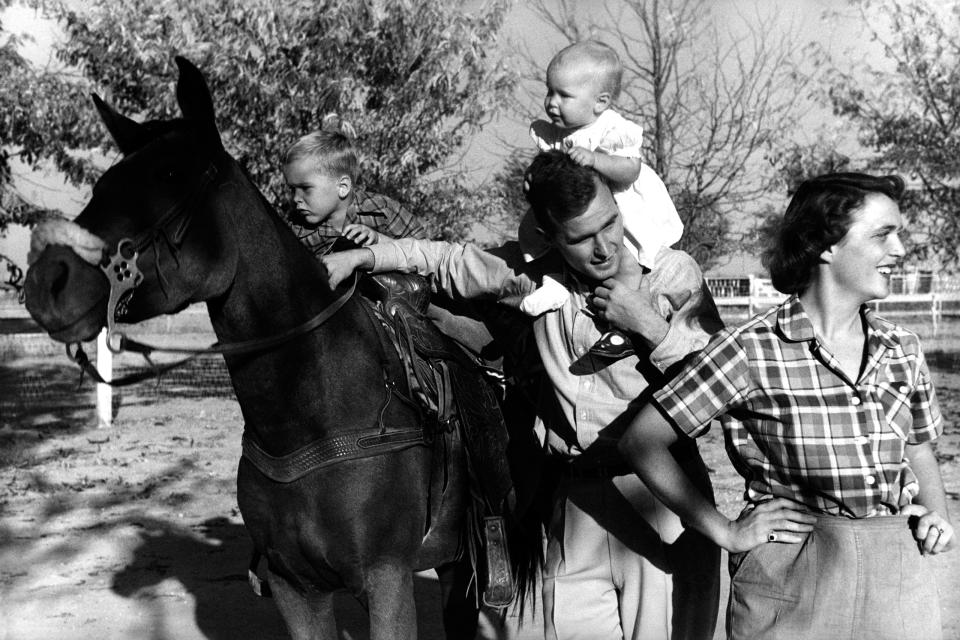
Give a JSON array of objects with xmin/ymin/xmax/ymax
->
[{"xmin": 359, "ymin": 272, "xmax": 513, "ymax": 511}]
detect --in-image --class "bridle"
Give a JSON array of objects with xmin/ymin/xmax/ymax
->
[{"xmin": 65, "ymin": 161, "xmax": 357, "ymax": 387}]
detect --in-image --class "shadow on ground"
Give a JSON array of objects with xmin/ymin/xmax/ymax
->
[{"xmin": 109, "ymin": 515, "xmax": 494, "ymax": 639}]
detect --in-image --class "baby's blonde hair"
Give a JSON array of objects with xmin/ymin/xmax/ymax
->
[
  {"xmin": 282, "ymin": 129, "xmax": 358, "ymax": 182},
  {"xmin": 548, "ymin": 40, "xmax": 623, "ymax": 100}
]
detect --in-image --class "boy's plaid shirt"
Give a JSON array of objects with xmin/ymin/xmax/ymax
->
[
  {"xmin": 653, "ymin": 295, "xmax": 942, "ymax": 518},
  {"xmin": 289, "ymin": 189, "xmax": 426, "ymax": 256}
]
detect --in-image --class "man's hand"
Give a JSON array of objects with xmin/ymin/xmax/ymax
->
[
  {"xmin": 566, "ymin": 145, "xmax": 597, "ymax": 168},
  {"xmin": 343, "ymin": 223, "xmax": 380, "ymax": 246},
  {"xmin": 321, "ymin": 249, "xmax": 375, "ymax": 288},
  {"xmin": 592, "ymin": 276, "xmax": 668, "ymax": 347}
]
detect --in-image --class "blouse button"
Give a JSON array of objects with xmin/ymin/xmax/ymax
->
[
  {"xmin": 865, "ymin": 475, "xmax": 876, "ymax": 485},
  {"xmin": 898, "ymin": 383, "xmax": 910, "ymax": 393},
  {"xmin": 851, "ymin": 396, "xmax": 862, "ymax": 406},
  {"xmin": 855, "ymin": 436, "xmax": 869, "ymax": 446}
]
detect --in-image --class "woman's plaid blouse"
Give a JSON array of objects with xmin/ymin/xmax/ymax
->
[{"xmin": 653, "ymin": 295, "xmax": 942, "ymax": 518}]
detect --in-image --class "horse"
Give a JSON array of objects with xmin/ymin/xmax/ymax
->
[{"xmin": 23, "ymin": 57, "xmax": 532, "ymax": 640}]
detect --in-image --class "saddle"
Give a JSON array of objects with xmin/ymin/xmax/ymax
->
[{"xmin": 359, "ymin": 272, "xmax": 516, "ymax": 607}]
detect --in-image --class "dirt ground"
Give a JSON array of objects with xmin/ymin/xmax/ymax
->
[{"xmin": 1, "ymin": 328, "xmax": 959, "ymax": 639}]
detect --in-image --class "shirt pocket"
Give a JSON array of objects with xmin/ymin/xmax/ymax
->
[{"xmin": 873, "ymin": 380, "xmax": 913, "ymax": 440}]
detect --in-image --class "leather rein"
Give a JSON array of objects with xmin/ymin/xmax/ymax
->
[{"xmin": 68, "ymin": 162, "xmax": 357, "ymax": 387}]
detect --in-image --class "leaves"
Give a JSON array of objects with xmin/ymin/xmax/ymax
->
[
  {"xmin": 3, "ymin": 0, "xmax": 520, "ymax": 240},
  {"xmin": 815, "ymin": 0, "xmax": 960, "ymax": 269}
]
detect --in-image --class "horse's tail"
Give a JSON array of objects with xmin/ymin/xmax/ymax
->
[{"xmin": 499, "ymin": 378, "xmax": 555, "ymax": 621}]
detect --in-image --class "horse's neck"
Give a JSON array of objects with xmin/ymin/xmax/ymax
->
[
  {"xmin": 205, "ymin": 170, "xmax": 328, "ymax": 335},
  {"xmin": 202, "ymin": 170, "xmax": 382, "ymax": 450}
]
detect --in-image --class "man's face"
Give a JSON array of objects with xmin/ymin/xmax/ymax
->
[
  {"xmin": 546, "ymin": 180, "xmax": 624, "ymax": 282},
  {"xmin": 283, "ymin": 157, "xmax": 345, "ymax": 226}
]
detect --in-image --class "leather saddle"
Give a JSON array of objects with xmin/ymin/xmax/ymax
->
[{"xmin": 358, "ymin": 271, "xmax": 516, "ymax": 607}]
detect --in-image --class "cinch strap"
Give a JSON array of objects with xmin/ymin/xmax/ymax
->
[{"xmin": 241, "ymin": 425, "xmax": 431, "ymax": 483}]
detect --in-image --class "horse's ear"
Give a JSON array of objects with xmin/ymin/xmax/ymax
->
[
  {"xmin": 174, "ymin": 56, "xmax": 221, "ymax": 146},
  {"xmin": 92, "ymin": 94, "xmax": 149, "ymax": 156}
]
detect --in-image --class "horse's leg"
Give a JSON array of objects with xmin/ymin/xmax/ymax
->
[
  {"xmin": 437, "ymin": 557, "xmax": 480, "ymax": 640},
  {"xmin": 268, "ymin": 568, "xmax": 336, "ymax": 640},
  {"xmin": 365, "ymin": 563, "xmax": 418, "ymax": 640}
]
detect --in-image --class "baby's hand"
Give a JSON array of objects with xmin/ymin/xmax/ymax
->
[
  {"xmin": 566, "ymin": 146, "xmax": 596, "ymax": 168},
  {"xmin": 343, "ymin": 223, "xmax": 380, "ymax": 246}
]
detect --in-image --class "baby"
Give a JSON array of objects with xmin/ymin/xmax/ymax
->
[{"xmin": 519, "ymin": 40, "xmax": 683, "ymax": 359}]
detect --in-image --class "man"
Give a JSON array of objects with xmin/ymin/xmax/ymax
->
[{"xmin": 324, "ymin": 151, "xmax": 722, "ymax": 640}]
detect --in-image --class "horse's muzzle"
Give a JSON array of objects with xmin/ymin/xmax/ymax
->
[{"xmin": 24, "ymin": 245, "xmax": 108, "ymax": 343}]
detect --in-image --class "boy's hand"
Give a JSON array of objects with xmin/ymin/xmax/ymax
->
[
  {"xmin": 566, "ymin": 145, "xmax": 596, "ymax": 168},
  {"xmin": 343, "ymin": 223, "xmax": 380, "ymax": 246}
]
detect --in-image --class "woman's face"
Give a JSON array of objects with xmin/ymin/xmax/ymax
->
[{"xmin": 823, "ymin": 193, "xmax": 906, "ymax": 302}]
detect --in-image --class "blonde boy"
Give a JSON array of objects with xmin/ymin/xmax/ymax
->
[{"xmin": 282, "ymin": 130, "xmax": 425, "ymax": 255}]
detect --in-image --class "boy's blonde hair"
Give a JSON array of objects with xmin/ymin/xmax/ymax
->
[
  {"xmin": 282, "ymin": 130, "xmax": 359, "ymax": 182},
  {"xmin": 548, "ymin": 40, "xmax": 622, "ymax": 100}
]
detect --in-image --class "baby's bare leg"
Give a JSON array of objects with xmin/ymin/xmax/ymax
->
[{"xmin": 614, "ymin": 245, "xmax": 643, "ymax": 290}]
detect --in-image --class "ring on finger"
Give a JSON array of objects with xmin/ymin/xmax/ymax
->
[{"xmin": 767, "ymin": 532, "xmax": 776, "ymax": 543}]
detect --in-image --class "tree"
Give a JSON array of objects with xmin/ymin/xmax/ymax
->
[
  {"xmin": 814, "ymin": 0, "xmax": 960, "ymax": 269},
  {"xmin": 512, "ymin": 0, "xmax": 806, "ymax": 269},
  {"xmin": 749, "ymin": 139, "xmax": 852, "ymax": 256},
  {"xmin": 6, "ymin": 0, "xmax": 518, "ymax": 240},
  {"xmin": 0, "ymin": 0, "xmax": 69, "ymax": 236}
]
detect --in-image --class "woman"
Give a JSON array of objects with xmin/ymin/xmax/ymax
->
[{"xmin": 619, "ymin": 172, "xmax": 953, "ymax": 639}]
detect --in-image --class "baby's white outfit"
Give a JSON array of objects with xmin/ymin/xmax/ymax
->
[{"xmin": 518, "ymin": 109, "xmax": 683, "ymax": 316}]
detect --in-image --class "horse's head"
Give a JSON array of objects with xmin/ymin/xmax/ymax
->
[{"xmin": 25, "ymin": 57, "xmax": 240, "ymax": 343}]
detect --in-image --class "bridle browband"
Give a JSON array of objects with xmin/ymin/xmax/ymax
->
[{"xmin": 66, "ymin": 160, "xmax": 358, "ymax": 387}]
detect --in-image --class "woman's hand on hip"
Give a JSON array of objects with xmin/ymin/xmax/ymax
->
[
  {"xmin": 722, "ymin": 498, "xmax": 817, "ymax": 553},
  {"xmin": 902, "ymin": 504, "xmax": 954, "ymax": 555}
]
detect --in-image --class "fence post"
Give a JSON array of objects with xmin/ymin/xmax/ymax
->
[
  {"xmin": 96, "ymin": 329, "xmax": 112, "ymax": 427},
  {"xmin": 932, "ymin": 292, "xmax": 941, "ymax": 337}
]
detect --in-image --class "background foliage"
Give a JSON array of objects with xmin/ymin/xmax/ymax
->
[
  {"xmin": 4, "ymin": 0, "xmax": 960, "ymax": 272},
  {"xmin": 3, "ymin": 0, "xmax": 519, "ymax": 241},
  {"xmin": 510, "ymin": 0, "xmax": 806, "ymax": 270},
  {"xmin": 811, "ymin": 0, "xmax": 960, "ymax": 269}
]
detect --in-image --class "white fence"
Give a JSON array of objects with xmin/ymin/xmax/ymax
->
[
  {"xmin": 4, "ymin": 273, "xmax": 960, "ymax": 428},
  {"xmin": 705, "ymin": 273, "xmax": 960, "ymax": 334}
]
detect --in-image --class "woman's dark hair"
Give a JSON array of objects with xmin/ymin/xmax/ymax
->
[
  {"xmin": 763, "ymin": 172, "xmax": 905, "ymax": 295},
  {"xmin": 524, "ymin": 150, "xmax": 604, "ymax": 237}
]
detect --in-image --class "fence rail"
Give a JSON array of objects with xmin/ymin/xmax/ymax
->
[
  {"xmin": 3, "ymin": 273, "xmax": 960, "ymax": 427},
  {"xmin": 704, "ymin": 274, "xmax": 960, "ymax": 332}
]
